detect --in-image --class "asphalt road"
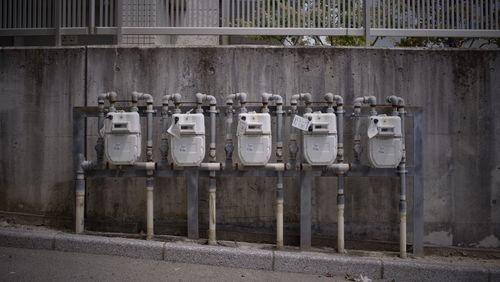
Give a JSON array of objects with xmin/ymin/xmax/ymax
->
[{"xmin": 0, "ymin": 247, "xmax": 349, "ymax": 282}]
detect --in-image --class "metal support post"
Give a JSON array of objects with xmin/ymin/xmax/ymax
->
[
  {"xmin": 186, "ymin": 168, "xmax": 199, "ymax": 239},
  {"xmin": 300, "ymin": 170, "xmax": 313, "ymax": 249}
]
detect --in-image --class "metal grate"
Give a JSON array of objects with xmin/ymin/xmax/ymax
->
[{"xmin": 0, "ymin": 0, "xmax": 499, "ymax": 45}]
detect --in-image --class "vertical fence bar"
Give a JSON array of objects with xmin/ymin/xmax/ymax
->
[
  {"xmin": 8, "ymin": 0, "xmax": 11, "ymax": 28},
  {"xmin": 453, "ymin": 0, "xmax": 456, "ymax": 29},
  {"xmin": 109, "ymin": 0, "xmax": 114, "ymax": 28},
  {"xmin": 327, "ymin": 0, "xmax": 331, "ymax": 28},
  {"xmin": 479, "ymin": 0, "xmax": 484, "ymax": 29},
  {"xmin": 82, "ymin": 0, "xmax": 86, "ymax": 27},
  {"xmin": 38, "ymin": 0, "xmax": 42, "ymax": 27},
  {"xmin": 116, "ymin": 0, "xmax": 122, "ymax": 44},
  {"xmin": 495, "ymin": 0, "xmax": 498, "ymax": 29},
  {"xmin": 312, "ymin": 0, "xmax": 315, "ymax": 28},
  {"xmin": 446, "ymin": 0, "xmax": 451, "ymax": 29},
  {"xmin": 55, "ymin": 0, "xmax": 61, "ymax": 45},
  {"xmin": 177, "ymin": 0, "xmax": 180, "ymax": 27},
  {"xmin": 364, "ymin": 0, "xmax": 370, "ymax": 46},
  {"xmin": 14, "ymin": 0, "xmax": 18, "ymax": 28},
  {"xmin": 90, "ymin": 0, "xmax": 95, "ymax": 32}
]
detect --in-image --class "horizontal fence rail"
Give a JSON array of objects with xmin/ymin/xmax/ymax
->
[{"xmin": 1, "ymin": 0, "xmax": 499, "ymax": 45}]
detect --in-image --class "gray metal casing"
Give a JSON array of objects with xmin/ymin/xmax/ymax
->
[
  {"xmin": 103, "ymin": 111, "xmax": 142, "ymax": 165},
  {"xmin": 302, "ymin": 112, "xmax": 338, "ymax": 166},
  {"xmin": 367, "ymin": 115, "xmax": 403, "ymax": 168},
  {"xmin": 170, "ymin": 113, "xmax": 206, "ymax": 167},
  {"xmin": 237, "ymin": 112, "xmax": 272, "ymax": 166}
]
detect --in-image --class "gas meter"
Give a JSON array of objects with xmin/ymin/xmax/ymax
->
[
  {"xmin": 367, "ymin": 115, "xmax": 403, "ymax": 168},
  {"xmin": 169, "ymin": 113, "xmax": 206, "ymax": 166},
  {"xmin": 237, "ymin": 112, "xmax": 272, "ymax": 166},
  {"xmin": 103, "ymin": 111, "xmax": 141, "ymax": 165},
  {"xmin": 303, "ymin": 112, "xmax": 337, "ymax": 166}
]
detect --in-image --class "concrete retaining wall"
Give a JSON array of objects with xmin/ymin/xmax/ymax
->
[{"xmin": 0, "ymin": 46, "xmax": 499, "ymax": 249}]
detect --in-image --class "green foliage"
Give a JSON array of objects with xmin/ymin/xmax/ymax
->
[{"xmin": 327, "ymin": 36, "xmax": 365, "ymax": 46}]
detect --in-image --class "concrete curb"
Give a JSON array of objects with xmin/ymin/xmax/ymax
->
[{"xmin": 1, "ymin": 228, "xmax": 499, "ymax": 282}]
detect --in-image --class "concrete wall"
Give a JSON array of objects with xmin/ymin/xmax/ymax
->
[{"xmin": 0, "ymin": 46, "xmax": 499, "ymax": 250}]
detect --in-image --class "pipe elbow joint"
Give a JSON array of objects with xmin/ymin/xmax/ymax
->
[
  {"xmin": 98, "ymin": 91, "xmax": 117, "ymax": 104},
  {"xmin": 324, "ymin": 93, "xmax": 344, "ymax": 105},
  {"xmin": 386, "ymin": 96, "xmax": 405, "ymax": 107},
  {"xmin": 261, "ymin": 92, "xmax": 283, "ymax": 105},
  {"xmin": 226, "ymin": 92, "xmax": 247, "ymax": 105},
  {"xmin": 365, "ymin": 96, "xmax": 377, "ymax": 106},
  {"xmin": 162, "ymin": 93, "xmax": 182, "ymax": 105},
  {"xmin": 300, "ymin": 93, "xmax": 312, "ymax": 104},
  {"xmin": 196, "ymin": 93, "xmax": 217, "ymax": 105},
  {"xmin": 354, "ymin": 96, "xmax": 376, "ymax": 107},
  {"xmin": 291, "ymin": 93, "xmax": 312, "ymax": 105},
  {"xmin": 132, "ymin": 91, "xmax": 154, "ymax": 104}
]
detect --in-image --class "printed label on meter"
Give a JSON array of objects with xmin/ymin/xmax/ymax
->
[{"xmin": 292, "ymin": 115, "xmax": 310, "ymax": 131}]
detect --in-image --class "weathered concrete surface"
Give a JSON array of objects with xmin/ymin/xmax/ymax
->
[
  {"xmin": 1, "ymin": 227, "xmax": 499, "ymax": 281},
  {"xmin": 0, "ymin": 47, "xmax": 85, "ymax": 227},
  {"xmin": 0, "ymin": 46, "xmax": 499, "ymax": 250}
]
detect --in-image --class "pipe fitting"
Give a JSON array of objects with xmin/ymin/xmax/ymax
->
[
  {"xmin": 195, "ymin": 93, "xmax": 217, "ymax": 105},
  {"xmin": 324, "ymin": 93, "xmax": 344, "ymax": 105},
  {"xmin": 353, "ymin": 96, "xmax": 377, "ymax": 107},
  {"xmin": 162, "ymin": 93, "xmax": 182, "ymax": 106},
  {"xmin": 163, "ymin": 92, "xmax": 182, "ymax": 113},
  {"xmin": 134, "ymin": 162, "xmax": 156, "ymax": 171},
  {"xmin": 265, "ymin": 163, "xmax": 288, "ymax": 171},
  {"xmin": 199, "ymin": 162, "xmax": 224, "ymax": 171},
  {"xmin": 261, "ymin": 92, "xmax": 283, "ymax": 105},
  {"xmin": 226, "ymin": 92, "xmax": 247, "ymax": 105},
  {"xmin": 386, "ymin": 95, "xmax": 405, "ymax": 108},
  {"xmin": 98, "ymin": 91, "xmax": 117, "ymax": 104},
  {"xmin": 81, "ymin": 160, "xmax": 95, "ymax": 172},
  {"xmin": 290, "ymin": 93, "xmax": 312, "ymax": 105},
  {"xmin": 131, "ymin": 91, "xmax": 154, "ymax": 104},
  {"xmin": 324, "ymin": 163, "xmax": 350, "ymax": 174}
]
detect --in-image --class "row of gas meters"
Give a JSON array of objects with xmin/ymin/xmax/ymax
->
[{"xmin": 103, "ymin": 111, "xmax": 403, "ymax": 168}]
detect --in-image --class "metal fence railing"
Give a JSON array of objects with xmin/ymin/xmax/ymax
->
[{"xmin": 1, "ymin": 0, "xmax": 499, "ymax": 45}]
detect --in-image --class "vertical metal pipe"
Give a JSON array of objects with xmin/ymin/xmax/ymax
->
[
  {"xmin": 336, "ymin": 102, "xmax": 345, "ymax": 253},
  {"xmin": 208, "ymin": 101, "xmax": 217, "ymax": 245},
  {"xmin": 74, "ymin": 111, "xmax": 86, "ymax": 234},
  {"xmin": 276, "ymin": 99, "xmax": 284, "ymax": 249},
  {"xmin": 146, "ymin": 102, "xmax": 153, "ymax": 162},
  {"xmin": 398, "ymin": 105, "xmax": 407, "ymax": 258},
  {"xmin": 225, "ymin": 102, "xmax": 234, "ymax": 168},
  {"xmin": 146, "ymin": 177, "xmax": 154, "ymax": 240},
  {"xmin": 75, "ymin": 158, "xmax": 86, "ymax": 234},
  {"xmin": 276, "ymin": 171, "xmax": 284, "ymax": 248},
  {"xmin": 186, "ymin": 168, "xmax": 199, "ymax": 239},
  {"xmin": 337, "ymin": 174, "xmax": 345, "ymax": 252},
  {"xmin": 208, "ymin": 172, "xmax": 217, "ymax": 245},
  {"xmin": 96, "ymin": 101, "xmax": 105, "ymax": 166}
]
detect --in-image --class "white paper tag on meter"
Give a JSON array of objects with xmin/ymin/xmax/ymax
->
[
  {"xmin": 167, "ymin": 123, "xmax": 181, "ymax": 139},
  {"xmin": 236, "ymin": 120, "xmax": 247, "ymax": 136},
  {"xmin": 367, "ymin": 122, "xmax": 378, "ymax": 139},
  {"xmin": 292, "ymin": 115, "xmax": 310, "ymax": 131}
]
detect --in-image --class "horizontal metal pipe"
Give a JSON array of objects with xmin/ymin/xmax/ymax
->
[
  {"xmin": 133, "ymin": 162, "xmax": 156, "ymax": 171},
  {"xmin": 199, "ymin": 162, "xmax": 223, "ymax": 171}
]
